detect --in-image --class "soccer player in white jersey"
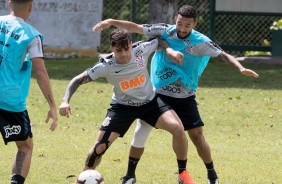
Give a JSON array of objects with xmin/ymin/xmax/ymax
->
[
  {"xmin": 59, "ymin": 28, "xmax": 196, "ymax": 184},
  {"xmin": 93, "ymin": 5, "xmax": 259, "ymax": 184},
  {"xmin": 0, "ymin": 0, "xmax": 58, "ymax": 183}
]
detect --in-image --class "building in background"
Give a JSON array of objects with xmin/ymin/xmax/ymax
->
[{"xmin": 0, "ymin": 0, "xmax": 103, "ymax": 58}]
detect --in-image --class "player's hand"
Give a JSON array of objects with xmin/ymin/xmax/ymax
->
[
  {"xmin": 59, "ymin": 101, "xmax": 72, "ymax": 118},
  {"xmin": 166, "ymin": 48, "xmax": 184, "ymax": 64},
  {"xmin": 45, "ymin": 106, "xmax": 58, "ymax": 131},
  {"xmin": 240, "ymin": 68, "xmax": 259, "ymax": 78},
  {"xmin": 93, "ymin": 19, "xmax": 112, "ymax": 32}
]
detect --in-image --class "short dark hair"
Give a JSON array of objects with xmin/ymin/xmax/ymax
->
[
  {"xmin": 110, "ymin": 29, "xmax": 131, "ymax": 49},
  {"xmin": 178, "ymin": 5, "xmax": 197, "ymax": 21},
  {"xmin": 11, "ymin": 0, "xmax": 33, "ymax": 3}
]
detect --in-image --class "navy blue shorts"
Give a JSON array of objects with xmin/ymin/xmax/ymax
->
[
  {"xmin": 100, "ymin": 95, "xmax": 171, "ymax": 137},
  {"xmin": 0, "ymin": 108, "xmax": 33, "ymax": 145},
  {"xmin": 158, "ymin": 94, "xmax": 204, "ymax": 130}
]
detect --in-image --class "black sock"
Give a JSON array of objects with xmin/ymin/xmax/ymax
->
[
  {"xmin": 205, "ymin": 161, "xmax": 218, "ymax": 179},
  {"xmin": 177, "ymin": 159, "xmax": 187, "ymax": 174},
  {"xmin": 125, "ymin": 157, "xmax": 140, "ymax": 178},
  {"xmin": 11, "ymin": 174, "xmax": 25, "ymax": 184}
]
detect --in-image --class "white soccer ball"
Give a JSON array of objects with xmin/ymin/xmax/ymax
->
[{"xmin": 77, "ymin": 170, "xmax": 104, "ymax": 184}]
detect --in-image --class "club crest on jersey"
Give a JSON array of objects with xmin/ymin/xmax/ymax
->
[
  {"xmin": 135, "ymin": 50, "xmax": 143, "ymax": 57},
  {"xmin": 4, "ymin": 125, "xmax": 21, "ymax": 138},
  {"xmin": 184, "ymin": 40, "xmax": 191, "ymax": 46},
  {"xmin": 185, "ymin": 46, "xmax": 193, "ymax": 54},
  {"xmin": 135, "ymin": 56, "xmax": 145, "ymax": 68}
]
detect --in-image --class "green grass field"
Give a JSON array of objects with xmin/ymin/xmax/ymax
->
[{"xmin": 0, "ymin": 58, "xmax": 281, "ymax": 183}]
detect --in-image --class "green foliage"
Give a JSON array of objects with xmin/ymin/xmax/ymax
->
[
  {"xmin": 0, "ymin": 59, "xmax": 281, "ymax": 183},
  {"xmin": 270, "ymin": 18, "xmax": 282, "ymax": 30},
  {"xmin": 99, "ymin": 0, "xmax": 149, "ymax": 52}
]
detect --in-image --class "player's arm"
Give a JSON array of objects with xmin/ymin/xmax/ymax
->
[
  {"xmin": 93, "ymin": 18, "xmax": 144, "ymax": 34},
  {"xmin": 59, "ymin": 71, "xmax": 91, "ymax": 118},
  {"xmin": 217, "ymin": 52, "xmax": 259, "ymax": 78},
  {"xmin": 32, "ymin": 57, "xmax": 58, "ymax": 131},
  {"xmin": 157, "ymin": 38, "xmax": 183, "ymax": 64},
  {"xmin": 29, "ymin": 36, "xmax": 58, "ymax": 131}
]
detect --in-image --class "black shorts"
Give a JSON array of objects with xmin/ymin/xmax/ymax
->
[
  {"xmin": 0, "ymin": 108, "xmax": 33, "ymax": 145},
  {"xmin": 100, "ymin": 95, "xmax": 171, "ymax": 137},
  {"xmin": 158, "ymin": 94, "xmax": 204, "ymax": 130}
]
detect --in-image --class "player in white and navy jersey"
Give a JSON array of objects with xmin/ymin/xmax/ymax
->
[
  {"xmin": 93, "ymin": 5, "xmax": 259, "ymax": 184},
  {"xmin": 59, "ymin": 28, "xmax": 190, "ymax": 184}
]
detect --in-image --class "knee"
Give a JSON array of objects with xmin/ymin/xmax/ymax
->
[
  {"xmin": 17, "ymin": 138, "xmax": 33, "ymax": 152},
  {"xmin": 189, "ymin": 130, "xmax": 206, "ymax": 145},
  {"xmin": 170, "ymin": 123, "xmax": 185, "ymax": 137},
  {"xmin": 92, "ymin": 143, "xmax": 107, "ymax": 155}
]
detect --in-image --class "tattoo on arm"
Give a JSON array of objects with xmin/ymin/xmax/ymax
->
[
  {"xmin": 157, "ymin": 37, "xmax": 170, "ymax": 51},
  {"xmin": 13, "ymin": 151, "xmax": 26, "ymax": 175},
  {"xmin": 63, "ymin": 74, "xmax": 91, "ymax": 102},
  {"xmin": 47, "ymin": 95, "xmax": 53, "ymax": 105}
]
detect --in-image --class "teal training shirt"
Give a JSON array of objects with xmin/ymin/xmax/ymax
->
[
  {"xmin": 150, "ymin": 26, "xmax": 211, "ymax": 91},
  {"xmin": 0, "ymin": 16, "xmax": 42, "ymax": 112}
]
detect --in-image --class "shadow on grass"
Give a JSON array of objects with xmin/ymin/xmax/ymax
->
[{"xmin": 40, "ymin": 58, "xmax": 282, "ymax": 90}]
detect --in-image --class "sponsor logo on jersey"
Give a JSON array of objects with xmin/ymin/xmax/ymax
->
[
  {"xmin": 4, "ymin": 125, "xmax": 21, "ymax": 138},
  {"xmin": 143, "ymin": 24, "xmax": 153, "ymax": 28},
  {"xmin": 0, "ymin": 51, "xmax": 8, "ymax": 65},
  {"xmin": 128, "ymin": 100, "xmax": 150, "ymax": 106},
  {"xmin": 162, "ymin": 85, "xmax": 181, "ymax": 93},
  {"xmin": 0, "ymin": 26, "xmax": 20, "ymax": 40},
  {"xmin": 120, "ymin": 73, "xmax": 146, "ymax": 91},
  {"xmin": 115, "ymin": 69, "xmax": 124, "ymax": 73},
  {"xmin": 0, "ymin": 41, "xmax": 10, "ymax": 48},
  {"xmin": 156, "ymin": 67, "xmax": 177, "ymax": 81},
  {"xmin": 205, "ymin": 41, "xmax": 223, "ymax": 51},
  {"xmin": 90, "ymin": 64, "xmax": 103, "ymax": 74},
  {"xmin": 135, "ymin": 56, "xmax": 145, "ymax": 68}
]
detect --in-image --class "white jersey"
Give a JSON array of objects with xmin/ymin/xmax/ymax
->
[{"xmin": 87, "ymin": 39, "xmax": 158, "ymax": 106}]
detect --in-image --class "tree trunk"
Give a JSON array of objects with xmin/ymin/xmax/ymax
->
[{"xmin": 148, "ymin": 0, "xmax": 178, "ymax": 24}]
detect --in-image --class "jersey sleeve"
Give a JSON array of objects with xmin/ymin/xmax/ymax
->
[
  {"xmin": 191, "ymin": 41, "xmax": 223, "ymax": 57},
  {"xmin": 142, "ymin": 38, "xmax": 159, "ymax": 55},
  {"xmin": 143, "ymin": 23, "xmax": 168, "ymax": 38},
  {"xmin": 28, "ymin": 36, "xmax": 44, "ymax": 59},
  {"xmin": 87, "ymin": 59, "xmax": 107, "ymax": 80}
]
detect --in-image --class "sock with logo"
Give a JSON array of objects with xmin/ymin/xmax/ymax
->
[
  {"xmin": 11, "ymin": 174, "xmax": 25, "ymax": 184},
  {"xmin": 125, "ymin": 157, "xmax": 140, "ymax": 178},
  {"xmin": 177, "ymin": 159, "xmax": 187, "ymax": 174},
  {"xmin": 205, "ymin": 161, "xmax": 218, "ymax": 179}
]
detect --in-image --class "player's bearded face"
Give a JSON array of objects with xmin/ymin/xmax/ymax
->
[
  {"xmin": 175, "ymin": 15, "xmax": 196, "ymax": 38},
  {"xmin": 111, "ymin": 41, "xmax": 132, "ymax": 64}
]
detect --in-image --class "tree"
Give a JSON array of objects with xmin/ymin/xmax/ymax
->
[{"xmin": 148, "ymin": 0, "xmax": 178, "ymax": 24}]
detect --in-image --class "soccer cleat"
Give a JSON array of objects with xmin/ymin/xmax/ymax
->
[
  {"xmin": 120, "ymin": 176, "xmax": 137, "ymax": 184},
  {"xmin": 208, "ymin": 178, "xmax": 219, "ymax": 184},
  {"xmin": 178, "ymin": 170, "xmax": 196, "ymax": 184}
]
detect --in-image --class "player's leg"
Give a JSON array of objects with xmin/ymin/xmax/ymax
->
[
  {"xmin": 84, "ymin": 130, "xmax": 120, "ymax": 170},
  {"xmin": 0, "ymin": 109, "xmax": 33, "ymax": 184},
  {"xmin": 10, "ymin": 138, "xmax": 33, "ymax": 184},
  {"xmin": 121, "ymin": 119, "xmax": 153, "ymax": 183},
  {"xmin": 84, "ymin": 103, "xmax": 137, "ymax": 172},
  {"xmin": 181, "ymin": 96, "xmax": 218, "ymax": 183},
  {"xmin": 155, "ymin": 109, "xmax": 187, "ymax": 160},
  {"xmin": 155, "ymin": 110, "xmax": 196, "ymax": 184},
  {"xmin": 188, "ymin": 127, "xmax": 218, "ymax": 183}
]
